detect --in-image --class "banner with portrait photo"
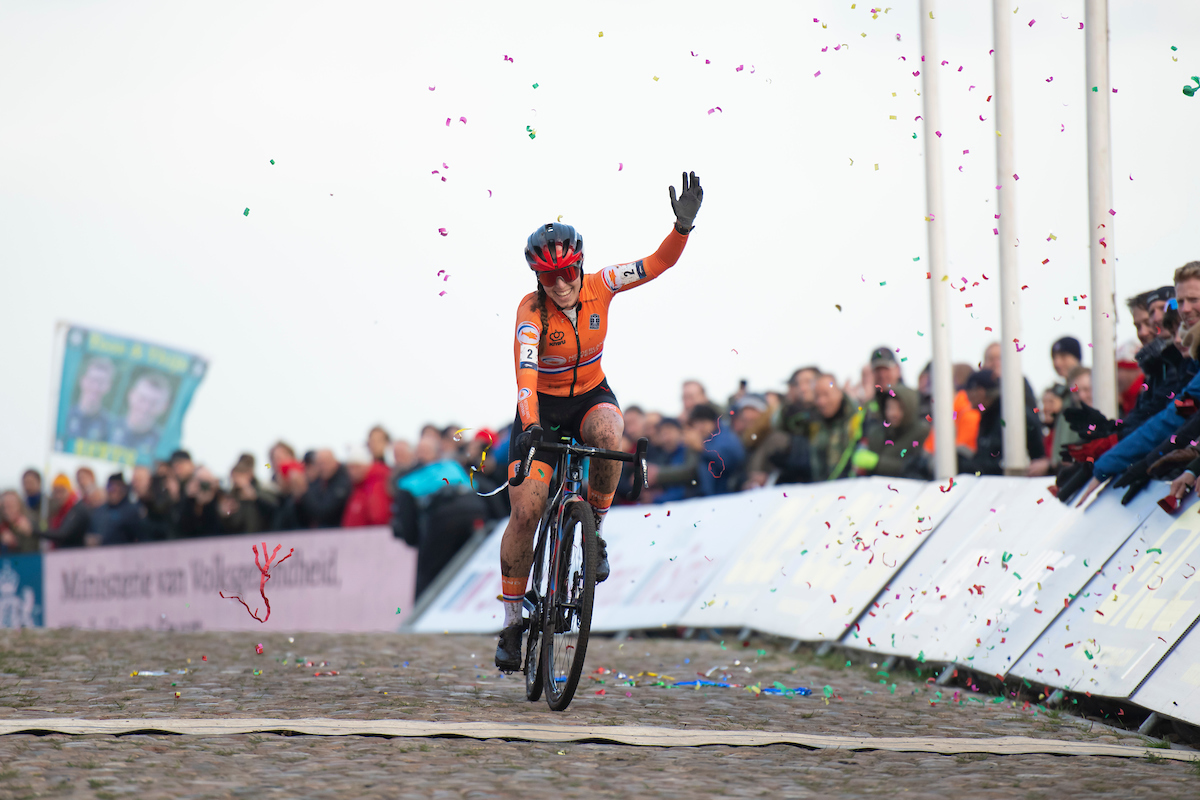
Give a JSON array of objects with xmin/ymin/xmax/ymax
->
[{"xmin": 54, "ymin": 325, "xmax": 208, "ymax": 466}]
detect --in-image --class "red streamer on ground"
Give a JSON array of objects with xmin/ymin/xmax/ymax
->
[{"xmin": 219, "ymin": 543, "xmax": 295, "ymax": 623}]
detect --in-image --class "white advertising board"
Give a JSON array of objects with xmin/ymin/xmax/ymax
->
[
  {"xmin": 757, "ymin": 477, "xmax": 974, "ymax": 643},
  {"xmin": 852, "ymin": 477, "xmax": 1072, "ymax": 660},
  {"xmin": 42, "ymin": 527, "xmax": 416, "ymax": 633},
  {"xmin": 1132, "ymin": 619, "xmax": 1200, "ymax": 727},
  {"xmin": 1010, "ymin": 485, "xmax": 1200, "ymax": 699}
]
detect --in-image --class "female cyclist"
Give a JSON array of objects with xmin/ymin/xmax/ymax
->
[{"xmin": 495, "ymin": 171, "xmax": 704, "ymax": 671}]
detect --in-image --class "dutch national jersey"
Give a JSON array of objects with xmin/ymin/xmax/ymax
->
[{"xmin": 513, "ymin": 227, "xmax": 689, "ymax": 429}]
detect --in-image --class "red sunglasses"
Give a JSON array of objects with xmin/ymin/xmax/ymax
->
[{"xmin": 535, "ymin": 265, "xmax": 580, "ymax": 286}]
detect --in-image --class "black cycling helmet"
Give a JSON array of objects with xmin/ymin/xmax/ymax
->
[{"xmin": 525, "ymin": 222, "xmax": 584, "ymax": 273}]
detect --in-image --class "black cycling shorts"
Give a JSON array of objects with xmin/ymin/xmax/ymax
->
[{"xmin": 508, "ymin": 378, "xmax": 621, "ymax": 466}]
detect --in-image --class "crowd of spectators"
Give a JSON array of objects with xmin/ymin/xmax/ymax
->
[{"xmin": 4, "ymin": 262, "xmax": 1197, "ymax": 592}]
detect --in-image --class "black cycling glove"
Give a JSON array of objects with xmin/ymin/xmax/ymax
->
[
  {"xmin": 1063, "ymin": 404, "xmax": 1117, "ymax": 440},
  {"xmin": 670, "ymin": 171, "xmax": 703, "ymax": 234},
  {"xmin": 1111, "ymin": 460, "xmax": 1151, "ymax": 505},
  {"xmin": 1055, "ymin": 461, "xmax": 1093, "ymax": 505}
]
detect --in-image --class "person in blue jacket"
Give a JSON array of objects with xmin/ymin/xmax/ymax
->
[{"xmin": 1071, "ymin": 322, "xmax": 1200, "ymax": 506}]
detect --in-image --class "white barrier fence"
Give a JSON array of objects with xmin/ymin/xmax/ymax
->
[
  {"xmin": 43, "ymin": 526, "xmax": 417, "ymax": 633},
  {"xmin": 412, "ymin": 476, "xmax": 1200, "ymax": 727}
]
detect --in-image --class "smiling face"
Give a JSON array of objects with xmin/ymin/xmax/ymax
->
[
  {"xmin": 1176, "ymin": 278, "xmax": 1200, "ymax": 329},
  {"xmin": 543, "ymin": 272, "xmax": 583, "ymax": 309}
]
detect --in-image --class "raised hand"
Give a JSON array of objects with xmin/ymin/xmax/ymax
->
[{"xmin": 669, "ymin": 171, "xmax": 703, "ymax": 233}]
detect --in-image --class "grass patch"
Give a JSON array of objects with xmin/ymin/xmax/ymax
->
[
  {"xmin": 1145, "ymin": 738, "xmax": 1171, "ymax": 749},
  {"xmin": 1145, "ymin": 750, "xmax": 1167, "ymax": 764}
]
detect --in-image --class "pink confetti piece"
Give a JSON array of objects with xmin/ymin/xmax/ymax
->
[
  {"xmin": 618, "ymin": 162, "xmax": 623, "ymax": 171},
  {"xmin": 941, "ymin": 60, "xmax": 948, "ymax": 66},
  {"xmin": 487, "ymin": 189, "xmax": 492, "ymax": 198},
  {"xmin": 963, "ymin": 149, "xmax": 970, "ymax": 154},
  {"xmin": 914, "ymin": 115, "xmax": 923, "ymax": 120},
  {"xmin": 913, "ymin": 71, "xmax": 920, "ymax": 76},
  {"xmin": 438, "ymin": 290, "xmax": 446, "ymax": 297},
  {"xmin": 459, "ymin": 116, "xmax": 467, "ymax": 124},
  {"xmin": 438, "ymin": 227, "xmax": 448, "ymax": 236},
  {"xmin": 707, "ymin": 106, "xmax": 723, "ymax": 114},
  {"xmin": 1013, "ymin": 173, "xmax": 1019, "ymax": 180},
  {"xmin": 814, "ymin": 70, "xmax": 822, "ymax": 77},
  {"xmin": 445, "ymin": 118, "xmax": 451, "ymax": 126},
  {"xmin": 1046, "ymin": 76, "xmax": 1054, "ymax": 82},
  {"xmin": 1108, "ymin": 208, "xmax": 1115, "ymax": 215},
  {"xmin": 980, "ymin": 115, "xmax": 987, "ymax": 121},
  {"xmin": 1078, "ymin": 22, "xmax": 1084, "ymax": 29},
  {"xmin": 821, "ymin": 46, "xmax": 828, "ymax": 52},
  {"xmin": 1028, "ymin": 18, "xmax": 1036, "ymax": 26},
  {"xmin": 428, "ymin": 86, "xmax": 435, "ymax": 91},
  {"xmin": 736, "ymin": 65, "xmax": 744, "ymax": 72},
  {"xmin": 705, "ymin": 59, "xmax": 710, "ymax": 64},
  {"xmin": 504, "ymin": 55, "xmax": 514, "ymax": 63},
  {"xmin": 935, "ymin": 130, "xmax": 942, "ymax": 137}
]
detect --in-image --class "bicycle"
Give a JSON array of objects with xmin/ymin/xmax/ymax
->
[{"xmin": 509, "ymin": 426, "xmax": 648, "ymax": 711}]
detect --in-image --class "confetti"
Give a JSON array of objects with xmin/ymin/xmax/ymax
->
[
  {"xmin": 242, "ymin": 208, "xmax": 249, "ymax": 217},
  {"xmin": 438, "ymin": 228, "xmax": 448, "ymax": 236},
  {"xmin": 269, "ymin": 159, "xmax": 275, "ymax": 165},
  {"xmin": 1184, "ymin": 77, "xmax": 1200, "ymax": 97},
  {"xmin": 504, "ymin": 55, "xmax": 513, "ymax": 62},
  {"xmin": 618, "ymin": 162, "xmax": 623, "ymax": 171}
]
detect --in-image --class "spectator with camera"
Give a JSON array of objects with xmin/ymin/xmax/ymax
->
[
  {"xmin": 302, "ymin": 449, "xmax": 352, "ymax": 528},
  {"xmin": 178, "ymin": 465, "xmax": 222, "ymax": 537},
  {"xmin": 219, "ymin": 454, "xmax": 279, "ymax": 534}
]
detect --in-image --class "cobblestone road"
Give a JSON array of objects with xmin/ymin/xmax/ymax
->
[{"xmin": 0, "ymin": 629, "xmax": 1195, "ymax": 798}]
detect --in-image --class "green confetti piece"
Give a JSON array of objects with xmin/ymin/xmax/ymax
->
[
  {"xmin": 889, "ymin": 683, "xmax": 897, "ymax": 694},
  {"xmin": 879, "ymin": 281, "xmax": 887, "ymax": 286},
  {"xmin": 916, "ymin": 651, "xmax": 926, "ymax": 663},
  {"xmin": 845, "ymin": 660, "xmax": 852, "ymax": 667},
  {"xmin": 992, "ymin": 696, "xmax": 1005, "ymax": 704},
  {"xmin": 876, "ymin": 670, "xmax": 889, "ymax": 678},
  {"xmin": 270, "ymin": 159, "xmax": 275, "ymax": 165},
  {"xmin": 1085, "ymin": 649, "xmax": 1093, "ymax": 660},
  {"xmin": 1013, "ymin": 572, "xmax": 1022, "ymax": 579},
  {"xmin": 1002, "ymin": 551, "xmax": 1013, "ymax": 563},
  {"xmin": 396, "ymin": 607, "xmax": 402, "ymax": 614},
  {"xmin": 1172, "ymin": 46, "xmax": 1178, "ymax": 51},
  {"xmin": 912, "ymin": 132, "xmax": 917, "ymax": 138},
  {"xmin": 757, "ymin": 649, "xmax": 767, "ymax": 656},
  {"xmin": 1147, "ymin": 548, "xmax": 1162, "ymax": 554},
  {"xmin": 800, "ymin": 549, "xmax": 808, "ymax": 555},
  {"xmin": 243, "ymin": 208, "xmax": 250, "ymax": 216},
  {"xmin": 1092, "ymin": 86, "xmax": 1098, "ymax": 92},
  {"xmin": 913, "ymin": 256, "xmax": 921, "ymax": 261},
  {"xmin": 822, "ymin": 685, "xmax": 834, "ymax": 698},
  {"xmin": 532, "ymin": 82, "xmax": 539, "ymax": 88}
]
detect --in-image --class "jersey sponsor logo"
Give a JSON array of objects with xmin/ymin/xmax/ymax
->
[
  {"xmin": 548, "ymin": 329, "xmax": 567, "ymax": 346},
  {"xmin": 516, "ymin": 322, "xmax": 540, "ymax": 346},
  {"xmin": 589, "ymin": 313, "xmax": 600, "ymax": 330},
  {"xmin": 519, "ymin": 361, "xmax": 538, "ymax": 370},
  {"xmin": 542, "ymin": 355, "xmax": 567, "ymax": 367},
  {"xmin": 518, "ymin": 388, "xmax": 532, "ymax": 402}
]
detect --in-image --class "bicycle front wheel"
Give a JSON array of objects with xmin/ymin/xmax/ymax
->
[{"xmin": 542, "ymin": 500, "xmax": 597, "ymax": 711}]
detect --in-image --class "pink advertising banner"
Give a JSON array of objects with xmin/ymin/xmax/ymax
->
[{"xmin": 42, "ymin": 527, "xmax": 416, "ymax": 632}]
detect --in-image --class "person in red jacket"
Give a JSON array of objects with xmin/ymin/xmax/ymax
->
[{"xmin": 341, "ymin": 446, "xmax": 392, "ymax": 527}]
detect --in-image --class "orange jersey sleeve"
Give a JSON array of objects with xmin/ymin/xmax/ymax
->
[
  {"xmin": 513, "ymin": 293, "xmax": 542, "ymax": 429},
  {"xmin": 596, "ymin": 229, "xmax": 688, "ymax": 294}
]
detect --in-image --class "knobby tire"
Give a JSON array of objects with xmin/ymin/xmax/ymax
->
[{"xmin": 542, "ymin": 500, "xmax": 597, "ymax": 711}]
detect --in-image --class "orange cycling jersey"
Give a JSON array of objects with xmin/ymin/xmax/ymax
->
[{"xmin": 513, "ymin": 227, "xmax": 689, "ymax": 429}]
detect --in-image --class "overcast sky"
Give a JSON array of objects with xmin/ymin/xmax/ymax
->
[{"xmin": 2, "ymin": 0, "xmax": 1198, "ymax": 485}]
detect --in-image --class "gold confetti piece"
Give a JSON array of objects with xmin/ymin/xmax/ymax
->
[
  {"xmin": 598, "ymin": 31, "xmax": 603, "ymax": 37},
  {"xmin": 653, "ymin": 76, "xmax": 659, "ymax": 81},
  {"xmin": 557, "ymin": 214, "xmax": 563, "ymax": 222},
  {"xmin": 889, "ymin": 115, "xmax": 897, "ymax": 119},
  {"xmin": 892, "ymin": 92, "xmax": 896, "ymax": 96},
  {"xmin": 874, "ymin": 164, "xmax": 879, "ymax": 170},
  {"xmin": 861, "ymin": 32, "xmax": 867, "ymax": 37},
  {"xmin": 1048, "ymin": 233, "xmax": 1057, "ymax": 240}
]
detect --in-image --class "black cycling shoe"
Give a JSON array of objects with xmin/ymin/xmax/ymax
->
[
  {"xmin": 594, "ymin": 532, "xmax": 610, "ymax": 584},
  {"xmin": 495, "ymin": 620, "xmax": 526, "ymax": 672}
]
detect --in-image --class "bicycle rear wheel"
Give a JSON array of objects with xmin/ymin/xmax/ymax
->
[{"xmin": 542, "ymin": 500, "xmax": 597, "ymax": 711}]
